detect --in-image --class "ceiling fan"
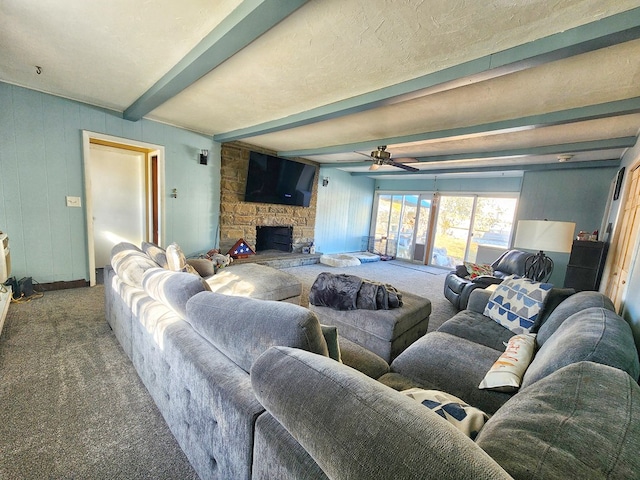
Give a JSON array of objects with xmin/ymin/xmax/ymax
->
[{"xmin": 368, "ymin": 146, "xmax": 419, "ymax": 172}]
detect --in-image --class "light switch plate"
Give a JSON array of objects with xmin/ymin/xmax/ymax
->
[{"xmin": 66, "ymin": 196, "xmax": 82, "ymax": 207}]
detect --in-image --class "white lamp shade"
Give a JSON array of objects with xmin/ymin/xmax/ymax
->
[{"xmin": 514, "ymin": 220, "xmax": 576, "ymax": 254}]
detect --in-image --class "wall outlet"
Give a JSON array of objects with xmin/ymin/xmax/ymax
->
[{"xmin": 66, "ymin": 196, "xmax": 82, "ymax": 207}]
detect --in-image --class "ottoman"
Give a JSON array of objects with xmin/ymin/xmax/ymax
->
[
  {"xmin": 310, "ymin": 291, "xmax": 431, "ymax": 362},
  {"xmin": 205, "ymin": 263, "xmax": 302, "ymax": 304}
]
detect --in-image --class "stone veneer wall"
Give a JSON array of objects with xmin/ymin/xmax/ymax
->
[{"xmin": 219, "ymin": 142, "xmax": 318, "ymax": 254}]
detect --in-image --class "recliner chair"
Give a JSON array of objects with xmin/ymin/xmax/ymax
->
[{"xmin": 443, "ymin": 249, "xmax": 533, "ymax": 310}]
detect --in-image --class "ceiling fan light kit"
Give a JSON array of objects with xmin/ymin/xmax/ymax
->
[{"xmin": 368, "ymin": 146, "xmax": 419, "ymax": 172}]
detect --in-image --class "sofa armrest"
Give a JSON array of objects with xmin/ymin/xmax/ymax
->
[
  {"xmin": 467, "ymin": 289, "xmax": 492, "ymax": 313},
  {"xmin": 338, "ymin": 337, "xmax": 390, "ymax": 379},
  {"xmin": 251, "ymin": 346, "xmax": 512, "ymax": 480}
]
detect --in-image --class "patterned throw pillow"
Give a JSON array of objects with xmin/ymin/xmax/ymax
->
[
  {"xmin": 484, "ymin": 275, "xmax": 552, "ymax": 334},
  {"xmin": 402, "ymin": 388, "xmax": 489, "ymax": 440},
  {"xmin": 463, "ymin": 262, "xmax": 493, "ymax": 279},
  {"xmin": 479, "ymin": 333, "xmax": 537, "ymax": 393}
]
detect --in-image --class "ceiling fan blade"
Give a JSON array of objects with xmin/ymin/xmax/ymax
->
[{"xmin": 391, "ymin": 161, "xmax": 419, "ymax": 172}]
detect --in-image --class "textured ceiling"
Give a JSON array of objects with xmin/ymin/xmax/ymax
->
[{"xmin": 1, "ymin": 0, "xmax": 640, "ymax": 177}]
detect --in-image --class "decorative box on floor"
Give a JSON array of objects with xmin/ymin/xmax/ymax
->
[{"xmin": 310, "ymin": 291, "xmax": 431, "ymax": 363}]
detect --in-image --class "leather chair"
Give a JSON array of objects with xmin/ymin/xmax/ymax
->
[{"xmin": 443, "ymin": 249, "xmax": 533, "ymax": 310}]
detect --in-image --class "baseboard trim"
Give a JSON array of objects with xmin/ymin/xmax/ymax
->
[{"xmin": 35, "ymin": 279, "xmax": 90, "ymax": 292}]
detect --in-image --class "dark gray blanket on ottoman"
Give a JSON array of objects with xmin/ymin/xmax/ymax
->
[{"xmin": 309, "ymin": 272, "xmax": 403, "ymax": 311}]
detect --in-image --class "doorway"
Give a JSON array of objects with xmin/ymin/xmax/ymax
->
[
  {"xmin": 82, "ymin": 132, "xmax": 165, "ymax": 286},
  {"xmin": 604, "ymin": 163, "xmax": 640, "ymax": 311}
]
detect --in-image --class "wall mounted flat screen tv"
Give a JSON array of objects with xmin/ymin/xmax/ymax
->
[{"xmin": 244, "ymin": 151, "xmax": 317, "ymax": 207}]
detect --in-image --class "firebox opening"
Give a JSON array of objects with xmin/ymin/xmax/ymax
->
[{"xmin": 256, "ymin": 226, "xmax": 293, "ymax": 253}]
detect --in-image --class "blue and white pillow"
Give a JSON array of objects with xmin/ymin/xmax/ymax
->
[
  {"xmin": 402, "ymin": 388, "xmax": 488, "ymax": 439},
  {"xmin": 484, "ymin": 275, "xmax": 552, "ymax": 334}
]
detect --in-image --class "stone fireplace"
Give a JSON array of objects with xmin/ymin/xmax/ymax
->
[{"xmin": 219, "ymin": 142, "xmax": 318, "ymax": 254}]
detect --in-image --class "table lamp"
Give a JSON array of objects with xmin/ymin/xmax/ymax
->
[{"xmin": 513, "ymin": 220, "xmax": 576, "ymax": 282}]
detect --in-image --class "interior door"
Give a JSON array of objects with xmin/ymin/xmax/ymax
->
[
  {"xmin": 89, "ymin": 144, "xmax": 147, "ymax": 269},
  {"xmin": 605, "ymin": 164, "xmax": 640, "ymax": 311}
]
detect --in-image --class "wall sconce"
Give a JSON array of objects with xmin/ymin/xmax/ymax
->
[
  {"xmin": 322, "ymin": 177, "xmax": 329, "ymax": 187},
  {"xmin": 199, "ymin": 149, "xmax": 209, "ymax": 165}
]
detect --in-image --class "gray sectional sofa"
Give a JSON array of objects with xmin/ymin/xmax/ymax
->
[
  {"xmin": 106, "ymin": 241, "xmax": 640, "ymax": 479},
  {"xmin": 104, "ymin": 242, "xmax": 387, "ymax": 480},
  {"xmin": 251, "ymin": 288, "xmax": 640, "ymax": 479}
]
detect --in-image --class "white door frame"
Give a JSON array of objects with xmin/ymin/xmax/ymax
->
[{"xmin": 82, "ymin": 131, "xmax": 165, "ymax": 286}]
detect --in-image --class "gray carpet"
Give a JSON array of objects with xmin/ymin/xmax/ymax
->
[
  {"xmin": 0, "ymin": 286, "xmax": 199, "ymax": 480},
  {"xmin": 282, "ymin": 259, "xmax": 457, "ymax": 332},
  {"xmin": 0, "ymin": 260, "xmax": 457, "ymax": 479}
]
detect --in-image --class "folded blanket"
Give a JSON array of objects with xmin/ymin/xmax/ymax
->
[{"xmin": 309, "ymin": 272, "xmax": 403, "ymax": 311}]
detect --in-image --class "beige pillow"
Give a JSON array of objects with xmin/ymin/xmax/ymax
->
[
  {"xmin": 402, "ymin": 388, "xmax": 489, "ymax": 439},
  {"xmin": 166, "ymin": 243, "xmax": 186, "ymax": 271},
  {"xmin": 166, "ymin": 243, "xmax": 200, "ymax": 277},
  {"xmin": 479, "ymin": 333, "xmax": 537, "ymax": 393}
]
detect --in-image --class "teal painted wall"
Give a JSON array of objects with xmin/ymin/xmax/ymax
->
[
  {"xmin": 0, "ymin": 82, "xmax": 220, "ymax": 283},
  {"xmin": 517, "ymin": 167, "xmax": 618, "ymax": 286},
  {"xmin": 314, "ymin": 167, "xmax": 374, "ymax": 254}
]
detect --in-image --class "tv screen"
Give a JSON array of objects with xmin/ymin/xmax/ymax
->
[{"xmin": 244, "ymin": 151, "xmax": 317, "ymax": 207}]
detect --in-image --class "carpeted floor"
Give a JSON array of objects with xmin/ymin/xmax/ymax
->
[
  {"xmin": 0, "ymin": 286, "xmax": 199, "ymax": 480},
  {"xmin": 0, "ymin": 259, "xmax": 456, "ymax": 478}
]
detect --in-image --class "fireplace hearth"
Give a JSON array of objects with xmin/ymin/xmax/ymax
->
[{"xmin": 256, "ymin": 226, "xmax": 293, "ymax": 253}]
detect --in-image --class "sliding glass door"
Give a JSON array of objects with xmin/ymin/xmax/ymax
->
[
  {"xmin": 371, "ymin": 194, "xmax": 432, "ymax": 261},
  {"xmin": 372, "ymin": 192, "xmax": 517, "ymax": 267},
  {"xmin": 433, "ymin": 195, "xmax": 517, "ymax": 267}
]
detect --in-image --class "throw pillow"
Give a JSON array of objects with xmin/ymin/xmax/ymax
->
[
  {"xmin": 166, "ymin": 243, "xmax": 200, "ymax": 276},
  {"xmin": 141, "ymin": 241, "xmax": 168, "ymax": 269},
  {"xmin": 479, "ymin": 333, "xmax": 537, "ymax": 393},
  {"xmin": 166, "ymin": 243, "xmax": 186, "ymax": 271},
  {"xmin": 483, "ymin": 275, "xmax": 553, "ymax": 334},
  {"xmin": 402, "ymin": 388, "xmax": 489, "ymax": 440},
  {"xmin": 320, "ymin": 325, "xmax": 342, "ymax": 363},
  {"xmin": 463, "ymin": 262, "xmax": 493, "ymax": 279}
]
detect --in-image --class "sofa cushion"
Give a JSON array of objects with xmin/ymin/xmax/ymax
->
[
  {"xmin": 110, "ymin": 242, "xmax": 161, "ymax": 288},
  {"xmin": 389, "ymin": 332, "xmax": 513, "ymax": 415},
  {"xmin": 479, "ymin": 333, "xmax": 536, "ymax": 393},
  {"xmin": 437, "ymin": 310, "xmax": 514, "ymax": 351},
  {"xmin": 484, "ymin": 276, "xmax": 552, "ymax": 334},
  {"xmin": 476, "ymin": 361, "xmax": 640, "ymax": 479},
  {"xmin": 535, "ymin": 291, "xmax": 614, "ymax": 345},
  {"xmin": 142, "ymin": 268, "xmax": 209, "ymax": 319},
  {"xmin": 205, "ymin": 263, "xmax": 302, "ymax": 302},
  {"xmin": 402, "ymin": 388, "xmax": 489, "ymax": 439},
  {"xmin": 521, "ymin": 307, "xmax": 640, "ymax": 388},
  {"xmin": 529, "ymin": 287, "xmax": 575, "ymax": 333},
  {"xmin": 141, "ymin": 241, "xmax": 168, "ymax": 268},
  {"xmin": 185, "ymin": 291, "xmax": 328, "ymax": 373}
]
